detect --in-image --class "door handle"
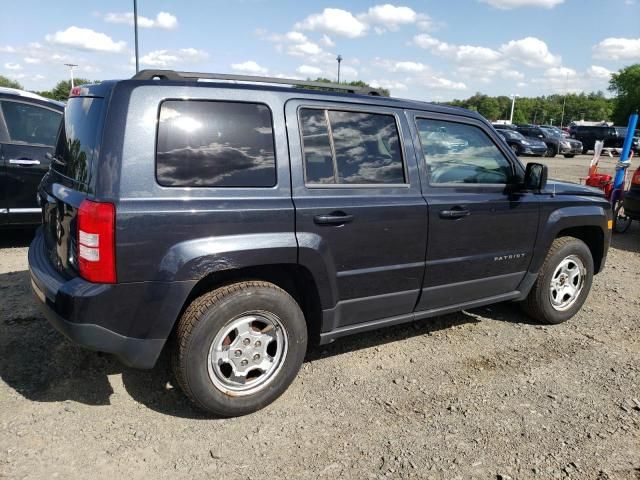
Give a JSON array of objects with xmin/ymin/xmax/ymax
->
[
  {"xmin": 314, "ymin": 213, "xmax": 354, "ymax": 225},
  {"xmin": 439, "ymin": 208, "xmax": 470, "ymax": 219},
  {"xmin": 9, "ymin": 158, "xmax": 40, "ymax": 166}
]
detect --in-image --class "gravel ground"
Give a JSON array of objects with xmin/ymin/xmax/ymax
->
[{"xmin": 1, "ymin": 155, "xmax": 639, "ymax": 480}]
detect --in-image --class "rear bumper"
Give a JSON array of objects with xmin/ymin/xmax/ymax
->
[
  {"xmin": 28, "ymin": 228, "xmax": 195, "ymax": 368},
  {"xmin": 623, "ymin": 189, "xmax": 640, "ymax": 220}
]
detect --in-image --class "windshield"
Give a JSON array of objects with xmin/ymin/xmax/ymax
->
[
  {"xmin": 501, "ymin": 130, "xmax": 527, "ymax": 141},
  {"xmin": 540, "ymin": 127, "xmax": 562, "ymax": 139}
]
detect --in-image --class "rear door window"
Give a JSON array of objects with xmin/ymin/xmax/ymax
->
[
  {"xmin": 299, "ymin": 108, "xmax": 405, "ymax": 185},
  {"xmin": 156, "ymin": 100, "xmax": 276, "ymax": 187},
  {"xmin": 1, "ymin": 101, "xmax": 61, "ymax": 146}
]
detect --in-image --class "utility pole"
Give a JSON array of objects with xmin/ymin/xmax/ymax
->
[
  {"xmin": 133, "ymin": 0, "xmax": 140, "ymax": 73},
  {"xmin": 336, "ymin": 55, "xmax": 342, "ymax": 83},
  {"xmin": 64, "ymin": 63, "xmax": 78, "ymax": 88},
  {"xmin": 560, "ymin": 72, "xmax": 569, "ymax": 128},
  {"xmin": 509, "ymin": 94, "xmax": 519, "ymax": 124}
]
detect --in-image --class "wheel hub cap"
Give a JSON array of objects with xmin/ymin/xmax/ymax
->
[
  {"xmin": 207, "ymin": 312, "xmax": 288, "ymax": 396},
  {"xmin": 549, "ymin": 254, "xmax": 585, "ymax": 311}
]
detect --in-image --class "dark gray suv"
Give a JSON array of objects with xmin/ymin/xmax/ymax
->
[{"xmin": 29, "ymin": 70, "xmax": 612, "ymax": 416}]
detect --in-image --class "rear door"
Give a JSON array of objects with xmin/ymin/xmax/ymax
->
[
  {"xmin": 0, "ymin": 99, "xmax": 61, "ymax": 225},
  {"xmin": 409, "ymin": 112, "xmax": 539, "ymax": 311},
  {"xmin": 286, "ymin": 100, "xmax": 428, "ymax": 331}
]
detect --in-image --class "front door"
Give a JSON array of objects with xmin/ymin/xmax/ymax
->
[
  {"xmin": 409, "ymin": 112, "xmax": 539, "ymax": 312},
  {"xmin": 286, "ymin": 100, "xmax": 428, "ymax": 331},
  {"xmin": 0, "ymin": 100, "xmax": 61, "ymax": 225}
]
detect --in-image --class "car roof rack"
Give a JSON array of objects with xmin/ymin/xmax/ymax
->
[{"xmin": 131, "ymin": 69, "xmax": 383, "ymax": 96}]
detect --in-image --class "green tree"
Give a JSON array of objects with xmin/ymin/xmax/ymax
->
[
  {"xmin": 36, "ymin": 78, "xmax": 94, "ymax": 101},
  {"xmin": 0, "ymin": 75, "xmax": 23, "ymax": 89},
  {"xmin": 609, "ymin": 64, "xmax": 640, "ymax": 125}
]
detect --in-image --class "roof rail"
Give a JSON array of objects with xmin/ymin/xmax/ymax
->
[{"xmin": 131, "ymin": 69, "xmax": 383, "ymax": 96}]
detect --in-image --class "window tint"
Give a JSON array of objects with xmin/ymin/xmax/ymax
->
[
  {"xmin": 1, "ymin": 101, "xmax": 61, "ymax": 146},
  {"xmin": 156, "ymin": 100, "xmax": 276, "ymax": 187},
  {"xmin": 299, "ymin": 109, "xmax": 335, "ymax": 184},
  {"xmin": 299, "ymin": 108, "xmax": 405, "ymax": 185},
  {"xmin": 53, "ymin": 97, "xmax": 104, "ymax": 187},
  {"xmin": 416, "ymin": 119, "xmax": 513, "ymax": 185}
]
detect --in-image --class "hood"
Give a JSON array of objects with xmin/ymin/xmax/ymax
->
[
  {"xmin": 524, "ymin": 136, "xmax": 546, "ymax": 146},
  {"xmin": 546, "ymin": 179, "xmax": 606, "ymax": 197}
]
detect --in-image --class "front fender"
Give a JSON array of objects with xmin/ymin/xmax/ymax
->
[
  {"xmin": 156, "ymin": 232, "xmax": 298, "ymax": 281},
  {"xmin": 530, "ymin": 203, "xmax": 611, "ymax": 274}
]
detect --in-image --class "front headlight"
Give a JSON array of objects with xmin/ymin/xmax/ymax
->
[{"xmin": 522, "ymin": 141, "xmax": 529, "ymax": 145}]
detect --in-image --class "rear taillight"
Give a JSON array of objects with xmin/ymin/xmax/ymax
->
[
  {"xmin": 77, "ymin": 199, "xmax": 116, "ymax": 283},
  {"xmin": 632, "ymin": 168, "xmax": 640, "ymax": 186}
]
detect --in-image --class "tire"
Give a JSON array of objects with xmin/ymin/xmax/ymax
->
[
  {"xmin": 172, "ymin": 281, "xmax": 307, "ymax": 417},
  {"xmin": 564, "ymin": 154, "xmax": 575, "ymax": 158},
  {"xmin": 511, "ymin": 144, "xmax": 520, "ymax": 156},
  {"xmin": 582, "ymin": 147, "xmax": 589, "ymax": 155},
  {"xmin": 521, "ymin": 237, "xmax": 594, "ymax": 325},
  {"xmin": 545, "ymin": 145, "xmax": 557, "ymax": 158},
  {"xmin": 613, "ymin": 200, "xmax": 632, "ymax": 233}
]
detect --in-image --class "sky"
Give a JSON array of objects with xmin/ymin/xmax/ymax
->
[{"xmin": 1, "ymin": 0, "xmax": 639, "ymax": 101}]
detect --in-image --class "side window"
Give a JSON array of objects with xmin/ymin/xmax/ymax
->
[
  {"xmin": 299, "ymin": 108, "xmax": 405, "ymax": 185},
  {"xmin": 0, "ymin": 101, "xmax": 61, "ymax": 146},
  {"xmin": 156, "ymin": 100, "xmax": 276, "ymax": 187},
  {"xmin": 416, "ymin": 118, "xmax": 513, "ymax": 185}
]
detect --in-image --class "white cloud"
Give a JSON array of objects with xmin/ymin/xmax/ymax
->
[
  {"xmin": 139, "ymin": 48, "xmax": 208, "ymax": 67},
  {"xmin": 413, "ymin": 34, "xmax": 502, "ymax": 65},
  {"xmin": 592, "ymin": 37, "xmax": 640, "ymax": 61},
  {"xmin": 295, "ymin": 8, "xmax": 368, "ymax": 38},
  {"xmin": 23, "ymin": 57, "xmax": 41, "ymax": 64},
  {"xmin": 544, "ymin": 66, "xmax": 577, "ymax": 79},
  {"xmin": 270, "ymin": 31, "xmax": 327, "ymax": 60},
  {"xmin": 0, "ymin": 45, "xmax": 16, "ymax": 53},
  {"xmin": 586, "ymin": 65, "xmax": 612, "ymax": 80},
  {"xmin": 500, "ymin": 37, "xmax": 560, "ymax": 67},
  {"xmin": 369, "ymin": 79, "xmax": 408, "ymax": 91},
  {"xmin": 393, "ymin": 61, "xmax": 427, "ymax": 73},
  {"xmin": 417, "ymin": 74, "xmax": 467, "ymax": 90},
  {"xmin": 320, "ymin": 34, "xmax": 335, "ymax": 47},
  {"xmin": 231, "ymin": 60, "xmax": 268, "ymax": 74},
  {"xmin": 297, "ymin": 65, "xmax": 323, "ymax": 76},
  {"xmin": 4, "ymin": 63, "xmax": 22, "ymax": 71},
  {"xmin": 46, "ymin": 26, "xmax": 126, "ymax": 53},
  {"xmin": 501, "ymin": 69, "xmax": 525, "ymax": 80},
  {"xmin": 479, "ymin": 0, "xmax": 564, "ymax": 8},
  {"xmin": 104, "ymin": 11, "xmax": 178, "ymax": 30},
  {"xmin": 359, "ymin": 4, "xmax": 418, "ymax": 31}
]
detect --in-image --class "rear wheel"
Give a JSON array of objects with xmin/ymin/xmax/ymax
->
[
  {"xmin": 521, "ymin": 237, "xmax": 594, "ymax": 324},
  {"xmin": 545, "ymin": 145, "xmax": 557, "ymax": 157},
  {"xmin": 613, "ymin": 200, "xmax": 632, "ymax": 233},
  {"xmin": 172, "ymin": 281, "xmax": 307, "ymax": 416}
]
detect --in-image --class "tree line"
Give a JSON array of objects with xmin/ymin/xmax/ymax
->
[{"xmin": 1, "ymin": 63, "xmax": 637, "ymax": 125}]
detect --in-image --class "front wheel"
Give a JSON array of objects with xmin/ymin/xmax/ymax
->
[
  {"xmin": 511, "ymin": 144, "xmax": 520, "ymax": 156},
  {"xmin": 613, "ymin": 200, "xmax": 632, "ymax": 233},
  {"xmin": 564, "ymin": 154, "xmax": 575, "ymax": 158},
  {"xmin": 545, "ymin": 145, "xmax": 557, "ymax": 157},
  {"xmin": 172, "ymin": 281, "xmax": 307, "ymax": 417},
  {"xmin": 521, "ymin": 237, "xmax": 594, "ymax": 324}
]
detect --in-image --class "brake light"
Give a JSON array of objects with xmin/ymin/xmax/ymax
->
[
  {"xmin": 632, "ymin": 168, "xmax": 640, "ymax": 186},
  {"xmin": 77, "ymin": 199, "xmax": 116, "ymax": 283}
]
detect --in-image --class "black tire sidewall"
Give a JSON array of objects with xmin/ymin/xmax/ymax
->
[
  {"xmin": 535, "ymin": 240, "xmax": 594, "ymax": 324},
  {"xmin": 183, "ymin": 286, "xmax": 307, "ymax": 416}
]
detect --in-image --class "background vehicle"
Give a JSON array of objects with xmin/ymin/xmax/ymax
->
[
  {"xmin": 621, "ymin": 165, "xmax": 640, "ymax": 224},
  {"xmin": 28, "ymin": 71, "xmax": 612, "ymax": 416},
  {"xmin": 613, "ymin": 127, "xmax": 640, "ymax": 154},
  {"xmin": 495, "ymin": 128, "xmax": 547, "ymax": 156},
  {"xmin": 569, "ymin": 125, "xmax": 618, "ymax": 153},
  {"xmin": 0, "ymin": 87, "xmax": 64, "ymax": 226},
  {"xmin": 516, "ymin": 124, "xmax": 582, "ymax": 158}
]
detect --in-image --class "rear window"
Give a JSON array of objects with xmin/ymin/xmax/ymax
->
[
  {"xmin": 156, "ymin": 100, "xmax": 276, "ymax": 187},
  {"xmin": 53, "ymin": 97, "xmax": 104, "ymax": 186}
]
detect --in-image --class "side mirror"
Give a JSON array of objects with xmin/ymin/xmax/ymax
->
[{"xmin": 524, "ymin": 162, "xmax": 548, "ymax": 191}]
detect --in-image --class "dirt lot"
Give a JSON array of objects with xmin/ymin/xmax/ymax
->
[{"xmin": 1, "ymin": 155, "xmax": 639, "ymax": 480}]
